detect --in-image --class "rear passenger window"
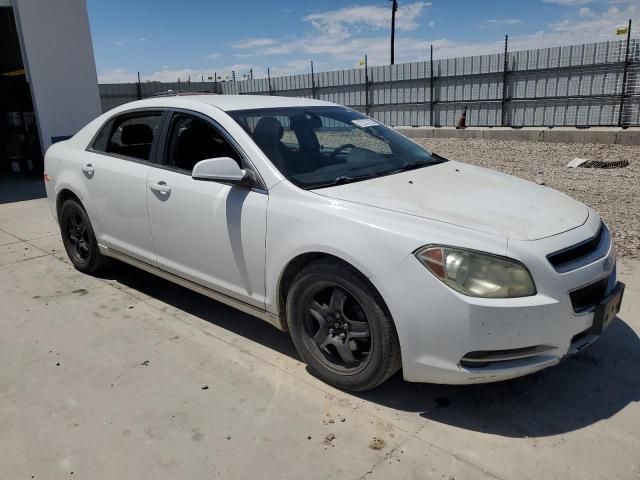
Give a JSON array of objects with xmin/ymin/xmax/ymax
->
[{"xmin": 94, "ymin": 113, "xmax": 162, "ymax": 161}]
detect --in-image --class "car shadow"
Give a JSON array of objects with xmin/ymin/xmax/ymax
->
[
  {"xmin": 97, "ymin": 261, "xmax": 639, "ymax": 438},
  {"xmin": 356, "ymin": 316, "xmax": 640, "ymax": 438},
  {"xmin": 96, "ymin": 260, "xmax": 300, "ymax": 361}
]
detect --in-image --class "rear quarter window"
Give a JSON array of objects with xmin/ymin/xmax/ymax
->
[
  {"xmin": 91, "ymin": 112, "xmax": 163, "ymax": 162},
  {"xmin": 91, "ymin": 119, "xmax": 113, "ymax": 152}
]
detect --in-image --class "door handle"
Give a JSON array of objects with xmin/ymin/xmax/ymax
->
[
  {"xmin": 149, "ymin": 181, "xmax": 171, "ymax": 195},
  {"xmin": 81, "ymin": 163, "xmax": 94, "ymax": 177}
]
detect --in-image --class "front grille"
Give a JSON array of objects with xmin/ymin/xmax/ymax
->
[
  {"xmin": 547, "ymin": 222, "xmax": 609, "ymax": 273},
  {"xmin": 569, "ymin": 276, "xmax": 608, "ymax": 313}
]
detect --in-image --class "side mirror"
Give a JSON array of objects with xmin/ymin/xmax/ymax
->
[{"xmin": 192, "ymin": 157, "xmax": 256, "ymax": 187}]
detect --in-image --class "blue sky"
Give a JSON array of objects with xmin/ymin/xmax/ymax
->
[{"xmin": 87, "ymin": 0, "xmax": 639, "ymax": 83}]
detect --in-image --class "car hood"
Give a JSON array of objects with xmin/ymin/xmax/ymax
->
[{"xmin": 311, "ymin": 161, "xmax": 589, "ymax": 241}]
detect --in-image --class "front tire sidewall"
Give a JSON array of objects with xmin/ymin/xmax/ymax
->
[{"xmin": 287, "ymin": 264, "xmax": 399, "ymax": 391}]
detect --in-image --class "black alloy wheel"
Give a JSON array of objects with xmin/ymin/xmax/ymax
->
[
  {"xmin": 287, "ymin": 260, "xmax": 401, "ymax": 391},
  {"xmin": 304, "ymin": 283, "xmax": 373, "ymax": 374},
  {"xmin": 66, "ymin": 210, "xmax": 91, "ymax": 263}
]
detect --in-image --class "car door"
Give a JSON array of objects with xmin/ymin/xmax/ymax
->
[
  {"xmin": 146, "ymin": 110, "xmax": 268, "ymax": 308},
  {"xmin": 83, "ymin": 110, "xmax": 164, "ymax": 264}
]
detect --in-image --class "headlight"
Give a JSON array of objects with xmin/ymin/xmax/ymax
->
[{"xmin": 415, "ymin": 246, "xmax": 536, "ymax": 298}]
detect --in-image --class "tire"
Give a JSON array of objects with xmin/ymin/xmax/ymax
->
[
  {"xmin": 286, "ymin": 260, "xmax": 401, "ymax": 391},
  {"xmin": 59, "ymin": 199, "xmax": 107, "ymax": 274}
]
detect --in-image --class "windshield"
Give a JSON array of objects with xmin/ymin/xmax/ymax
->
[{"xmin": 228, "ymin": 106, "xmax": 446, "ymax": 189}]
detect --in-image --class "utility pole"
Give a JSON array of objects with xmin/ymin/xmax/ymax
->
[
  {"xmin": 501, "ymin": 34, "xmax": 509, "ymax": 127},
  {"xmin": 390, "ymin": 0, "xmax": 398, "ymax": 65},
  {"xmin": 364, "ymin": 54, "xmax": 369, "ymax": 115},
  {"xmin": 429, "ymin": 45, "xmax": 434, "ymax": 126},
  {"xmin": 310, "ymin": 61, "xmax": 316, "ymax": 99},
  {"xmin": 618, "ymin": 18, "xmax": 632, "ymax": 127}
]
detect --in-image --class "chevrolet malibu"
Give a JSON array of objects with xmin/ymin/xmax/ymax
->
[{"xmin": 44, "ymin": 94, "xmax": 624, "ymax": 391}]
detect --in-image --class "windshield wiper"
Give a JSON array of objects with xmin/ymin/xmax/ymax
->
[
  {"xmin": 308, "ymin": 174, "xmax": 376, "ymax": 189},
  {"xmin": 394, "ymin": 160, "xmax": 433, "ymax": 172},
  {"xmin": 392, "ymin": 155, "xmax": 448, "ymax": 172}
]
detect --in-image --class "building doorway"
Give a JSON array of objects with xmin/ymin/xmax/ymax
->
[{"xmin": 0, "ymin": 3, "xmax": 44, "ymax": 202}]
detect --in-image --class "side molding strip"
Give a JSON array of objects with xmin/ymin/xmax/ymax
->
[{"xmin": 99, "ymin": 245, "xmax": 286, "ymax": 331}]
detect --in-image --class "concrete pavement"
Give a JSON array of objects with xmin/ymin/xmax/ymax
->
[{"xmin": 1, "ymin": 198, "xmax": 639, "ymax": 480}]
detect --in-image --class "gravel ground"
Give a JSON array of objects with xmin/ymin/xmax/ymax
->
[{"xmin": 413, "ymin": 138, "xmax": 640, "ymax": 259}]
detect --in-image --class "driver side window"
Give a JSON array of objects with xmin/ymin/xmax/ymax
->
[{"xmin": 166, "ymin": 114, "xmax": 241, "ymax": 173}]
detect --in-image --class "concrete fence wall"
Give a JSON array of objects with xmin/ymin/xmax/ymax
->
[
  {"xmin": 220, "ymin": 38, "xmax": 640, "ymax": 128},
  {"xmin": 97, "ymin": 38, "xmax": 640, "ymax": 128},
  {"xmin": 98, "ymin": 81, "xmax": 222, "ymax": 112}
]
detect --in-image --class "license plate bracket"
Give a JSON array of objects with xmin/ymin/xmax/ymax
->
[{"xmin": 590, "ymin": 282, "xmax": 625, "ymax": 335}]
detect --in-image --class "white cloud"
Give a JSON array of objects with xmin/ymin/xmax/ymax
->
[
  {"xmin": 304, "ymin": 2, "xmax": 431, "ymax": 37},
  {"xmin": 99, "ymin": 67, "xmax": 217, "ymax": 83},
  {"xmin": 98, "ymin": 68, "xmax": 137, "ymax": 83},
  {"xmin": 229, "ymin": 1, "xmax": 432, "ymax": 65},
  {"xmin": 232, "ymin": 37, "xmax": 297, "ymax": 55},
  {"xmin": 479, "ymin": 18, "xmax": 523, "ymax": 28},
  {"xmin": 207, "ymin": 53, "xmax": 221, "ymax": 59},
  {"xmin": 233, "ymin": 38, "xmax": 278, "ymax": 49},
  {"xmin": 97, "ymin": 60, "xmax": 316, "ymax": 84},
  {"xmin": 115, "ymin": 37, "xmax": 148, "ymax": 47},
  {"xmin": 543, "ymin": 0, "xmax": 592, "ymax": 5},
  {"xmin": 579, "ymin": 7, "xmax": 593, "ymax": 16}
]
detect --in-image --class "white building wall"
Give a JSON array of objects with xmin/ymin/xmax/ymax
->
[{"xmin": 13, "ymin": 0, "xmax": 101, "ymax": 151}]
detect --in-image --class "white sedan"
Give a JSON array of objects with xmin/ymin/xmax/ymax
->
[{"xmin": 44, "ymin": 94, "xmax": 624, "ymax": 391}]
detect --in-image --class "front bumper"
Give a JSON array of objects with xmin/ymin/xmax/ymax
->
[{"xmin": 373, "ymin": 217, "xmax": 621, "ymax": 385}]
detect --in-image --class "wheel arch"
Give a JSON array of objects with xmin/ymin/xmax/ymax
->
[
  {"xmin": 56, "ymin": 188, "xmax": 83, "ymax": 219},
  {"xmin": 54, "ymin": 181, "xmax": 99, "ymax": 235},
  {"xmin": 276, "ymin": 251, "xmax": 394, "ymax": 332}
]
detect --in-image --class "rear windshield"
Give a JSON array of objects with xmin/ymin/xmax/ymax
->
[{"xmin": 228, "ymin": 106, "xmax": 445, "ymax": 189}]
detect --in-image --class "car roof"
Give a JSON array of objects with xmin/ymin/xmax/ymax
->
[{"xmin": 122, "ymin": 94, "xmax": 337, "ymax": 112}]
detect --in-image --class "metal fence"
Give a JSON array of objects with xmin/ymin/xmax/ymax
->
[
  {"xmin": 99, "ymin": 81, "xmax": 222, "ymax": 112},
  {"xmin": 219, "ymin": 37, "xmax": 640, "ymax": 128},
  {"xmin": 98, "ymin": 37, "xmax": 640, "ymax": 127}
]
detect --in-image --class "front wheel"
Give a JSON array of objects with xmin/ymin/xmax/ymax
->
[{"xmin": 286, "ymin": 260, "xmax": 401, "ymax": 391}]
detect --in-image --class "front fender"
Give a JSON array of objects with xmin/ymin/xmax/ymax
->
[{"xmin": 263, "ymin": 182, "xmax": 509, "ymax": 317}]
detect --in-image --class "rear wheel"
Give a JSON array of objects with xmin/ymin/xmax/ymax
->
[
  {"xmin": 287, "ymin": 260, "xmax": 401, "ymax": 391},
  {"xmin": 59, "ymin": 199, "xmax": 107, "ymax": 273}
]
